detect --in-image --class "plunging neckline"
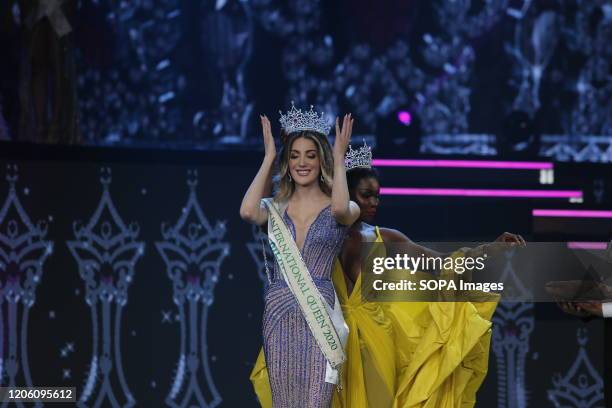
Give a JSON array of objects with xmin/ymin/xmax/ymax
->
[{"xmin": 284, "ymin": 204, "xmax": 331, "ymax": 253}]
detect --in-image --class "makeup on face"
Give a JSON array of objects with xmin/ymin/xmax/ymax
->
[
  {"xmin": 353, "ymin": 177, "xmax": 380, "ymax": 222},
  {"xmin": 289, "ymin": 137, "xmax": 320, "ymax": 185}
]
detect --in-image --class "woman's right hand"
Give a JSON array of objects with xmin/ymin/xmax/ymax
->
[{"xmin": 261, "ymin": 115, "xmax": 276, "ymax": 159}]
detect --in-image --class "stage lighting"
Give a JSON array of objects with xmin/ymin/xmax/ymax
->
[
  {"xmin": 397, "ymin": 110, "xmax": 412, "ymax": 126},
  {"xmin": 376, "ymin": 108, "xmax": 421, "ymax": 156}
]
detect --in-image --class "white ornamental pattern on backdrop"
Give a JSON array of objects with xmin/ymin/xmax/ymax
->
[
  {"xmin": 0, "ymin": 164, "xmax": 53, "ymax": 408},
  {"xmin": 156, "ymin": 170, "xmax": 229, "ymax": 408},
  {"xmin": 548, "ymin": 329, "xmax": 604, "ymax": 408},
  {"xmin": 67, "ymin": 167, "xmax": 144, "ymax": 408}
]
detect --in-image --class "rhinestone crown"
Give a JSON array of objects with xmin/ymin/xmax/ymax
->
[
  {"xmin": 345, "ymin": 141, "xmax": 372, "ymax": 170},
  {"xmin": 279, "ymin": 102, "xmax": 332, "ymax": 136}
]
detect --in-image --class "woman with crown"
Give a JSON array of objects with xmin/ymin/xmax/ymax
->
[
  {"xmin": 336, "ymin": 143, "xmax": 525, "ymax": 407},
  {"xmin": 250, "ymin": 140, "xmax": 525, "ymax": 407},
  {"xmin": 240, "ymin": 103, "xmax": 360, "ymax": 407}
]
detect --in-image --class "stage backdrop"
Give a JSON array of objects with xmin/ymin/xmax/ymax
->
[{"xmin": 0, "ymin": 144, "xmax": 605, "ymax": 408}]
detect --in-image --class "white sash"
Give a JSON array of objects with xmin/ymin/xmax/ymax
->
[{"xmin": 262, "ymin": 198, "xmax": 348, "ymax": 384}]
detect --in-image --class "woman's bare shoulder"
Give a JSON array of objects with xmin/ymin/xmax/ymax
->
[
  {"xmin": 358, "ymin": 223, "xmax": 378, "ymax": 242},
  {"xmin": 378, "ymin": 227, "xmax": 411, "ymax": 242}
]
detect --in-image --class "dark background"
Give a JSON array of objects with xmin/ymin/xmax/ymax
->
[
  {"xmin": 0, "ymin": 143, "xmax": 609, "ymax": 407},
  {"xmin": 0, "ymin": 0, "xmax": 609, "ymax": 152},
  {"xmin": 0, "ymin": 0, "xmax": 610, "ymax": 406}
]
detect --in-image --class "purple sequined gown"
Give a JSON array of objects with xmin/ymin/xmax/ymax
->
[{"xmin": 263, "ymin": 205, "xmax": 347, "ymax": 408}]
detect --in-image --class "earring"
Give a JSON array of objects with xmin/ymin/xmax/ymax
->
[
  {"xmin": 320, "ymin": 174, "xmax": 324, "ymax": 182},
  {"xmin": 288, "ymin": 174, "xmax": 292, "ymax": 182}
]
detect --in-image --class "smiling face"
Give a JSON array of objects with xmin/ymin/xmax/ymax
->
[
  {"xmin": 288, "ymin": 136, "xmax": 321, "ymax": 187},
  {"xmin": 275, "ymin": 131, "xmax": 333, "ymax": 201},
  {"xmin": 351, "ymin": 176, "xmax": 380, "ymax": 223}
]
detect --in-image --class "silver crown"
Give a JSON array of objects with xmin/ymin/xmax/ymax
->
[
  {"xmin": 279, "ymin": 102, "xmax": 332, "ymax": 135},
  {"xmin": 345, "ymin": 141, "xmax": 372, "ymax": 170}
]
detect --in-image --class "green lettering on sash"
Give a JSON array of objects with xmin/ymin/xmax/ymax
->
[{"xmin": 264, "ymin": 199, "xmax": 345, "ymax": 369}]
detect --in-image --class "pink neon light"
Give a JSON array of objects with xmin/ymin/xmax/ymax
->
[
  {"xmin": 397, "ymin": 111, "xmax": 412, "ymax": 125},
  {"xmin": 372, "ymin": 159, "xmax": 553, "ymax": 170},
  {"xmin": 532, "ymin": 209, "xmax": 612, "ymax": 218},
  {"xmin": 380, "ymin": 188, "xmax": 582, "ymax": 198},
  {"xmin": 567, "ymin": 242, "xmax": 608, "ymax": 250}
]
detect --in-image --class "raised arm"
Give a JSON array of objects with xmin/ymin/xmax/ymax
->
[
  {"xmin": 331, "ymin": 114, "xmax": 360, "ymax": 225},
  {"xmin": 381, "ymin": 228, "xmax": 526, "ymax": 257},
  {"xmin": 380, "ymin": 228, "xmax": 445, "ymax": 259},
  {"xmin": 239, "ymin": 115, "xmax": 275, "ymax": 226}
]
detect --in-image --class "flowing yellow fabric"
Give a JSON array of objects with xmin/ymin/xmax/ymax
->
[
  {"xmin": 387, "ymin": 250, "xmax": 499, "ymax": 408},
  {"xmin": 250, "ymin": 349, "xmax": 273, "ymax": 408},
  {"xmin": 250, "ymin": 227, "xmax": 499, "ymax": 408},
  {"xmin": 330, "ymin": 227, "xmax": 396, "ymax": 408}
]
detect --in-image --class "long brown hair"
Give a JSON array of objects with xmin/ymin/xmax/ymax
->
[{"xmin": 274, "ymin": 131, "xmax": 334, "ymax": 202}]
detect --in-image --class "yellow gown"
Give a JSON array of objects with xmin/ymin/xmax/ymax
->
[
  {"xmin": 385, "ymin": 279, "xmax": 498, "ymax": 407},
  {"xmin": 250, "ymin": 227, "xmax": 499, "ymax": 408},
  {"xmin": 330, "ymin": 228, "xmax": 397, "ymax": 408}
]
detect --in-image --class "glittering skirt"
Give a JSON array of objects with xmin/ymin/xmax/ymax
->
[{"xmin": 262, "ymin": 278, "xmax": 336, "ymax": 408}]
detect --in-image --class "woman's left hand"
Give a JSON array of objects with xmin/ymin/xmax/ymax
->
[
  {"xmin": 333, "ymin": 114, "xmax": 354, "ymax": 160},
  {"xmin": 477, "ymin": 232, "xmax": 526, "ymax": 257},
  {"xmin": 493, "ymin": 231, "xmax": 526, "ymax": 247}
]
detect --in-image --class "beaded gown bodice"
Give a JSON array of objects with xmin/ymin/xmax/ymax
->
[{"xmin": 262, "ymin": 204, "xmax": 347, "ymax": 407}]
